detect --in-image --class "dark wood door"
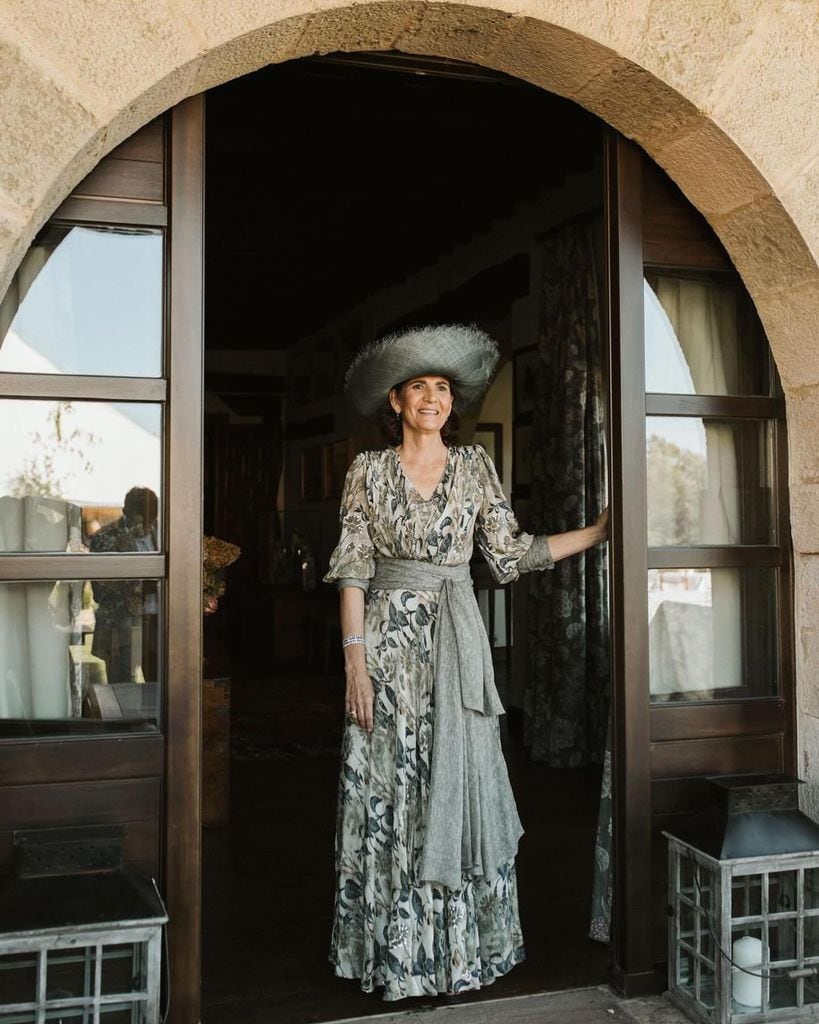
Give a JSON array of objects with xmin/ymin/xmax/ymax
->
[
  {"xmin": 0, "ymin": 98, "xmax": 205, "ymax": 1024},
  {"xmin": 604, "ymin": 134, "xmax": 794, "ymax": 992}
]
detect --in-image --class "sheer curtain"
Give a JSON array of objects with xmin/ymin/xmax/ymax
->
[{"xmin": 649, "ymin": 277, "xmax": 741, "ymax": 698}]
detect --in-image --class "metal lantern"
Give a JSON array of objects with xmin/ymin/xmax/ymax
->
[
  {"xmin": 665, "ymin": 775, "xmax": 819, "ymax": 1023},
  {"xmin": 0, "ymin": 825, "xmax": 167, "ymax": 1023}
]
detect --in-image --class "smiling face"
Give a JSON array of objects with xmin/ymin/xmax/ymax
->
[{"xmin": 390, "ymin": 375, "xmax": 454, "ymax": 438}]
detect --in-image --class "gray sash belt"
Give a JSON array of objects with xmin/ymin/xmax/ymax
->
[{"xmin": 371, "ymin": 558, "xmax": 524, "ymax": 890}]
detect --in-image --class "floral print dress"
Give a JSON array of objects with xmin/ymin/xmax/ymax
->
[{"xmin": 324, "ymin": 445, "xmax": 537, "ymax": 1001}]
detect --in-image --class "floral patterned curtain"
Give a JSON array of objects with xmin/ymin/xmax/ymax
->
[
  {"xmin": 524, "ymin": 219, "xmax": 609, "ymax": 768},
  {"xmin": 522, "ymin": 219, "xmax": 613, "ymax": 942}
]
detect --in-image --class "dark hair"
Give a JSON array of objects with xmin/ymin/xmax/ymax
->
[
  {"xmin": 377, "ymin": 379, "xmax": 460, "ymax": 447},
  {"xmin": 123, "ymin": 486, "xmax": 158, "ymax": 523}
]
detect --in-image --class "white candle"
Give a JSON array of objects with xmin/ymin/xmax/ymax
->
[{"xmin": 732, "ymin": 935, "xmax": 763, "ymax": 1008}]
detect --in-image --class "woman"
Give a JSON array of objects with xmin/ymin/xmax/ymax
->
[{"xmin": 324, "ymin": 324, "xmax": 608, "ymax": 1001}]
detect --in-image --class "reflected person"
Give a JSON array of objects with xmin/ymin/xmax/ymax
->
[{"xmin": 90, "ymin": 486, "xmax": 158, "ymax": 684}]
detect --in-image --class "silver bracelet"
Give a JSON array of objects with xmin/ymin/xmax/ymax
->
[{"xmin": 342, "ymin": 634, "xmax": 365, "ymax": 648}]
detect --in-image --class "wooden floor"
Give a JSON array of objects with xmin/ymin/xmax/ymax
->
[{"xmin": 200, "ymin": 659, "xmax": 609, "ymax": 1024}]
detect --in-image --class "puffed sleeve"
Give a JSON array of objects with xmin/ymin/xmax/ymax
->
[
  {"xmin": 474, "ymin": 445, "xmax": 553, "ymax": 584},
  {"xmin": 323, "ymin": 452, "xmax": 375, "ymax": 592}
]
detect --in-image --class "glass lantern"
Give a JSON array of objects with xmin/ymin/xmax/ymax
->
[
  {"xmin": 665, "ymin": 776, "xmax": 819, "ymax": 1023},
  {"xmin": 0, "ymin": 825, "xmax": 167, "ymax": 1023}
]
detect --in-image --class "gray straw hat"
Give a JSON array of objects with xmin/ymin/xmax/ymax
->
[{"xmin": 344, "ymin": 323, "xmax": 500, "ymax": 418}]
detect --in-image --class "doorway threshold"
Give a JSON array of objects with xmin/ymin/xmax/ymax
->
[{"xmin": 330, "ymin": 986, "xmax": 685, "ymax": 1024}]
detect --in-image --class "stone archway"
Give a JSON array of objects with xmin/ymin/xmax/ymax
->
[{"xmin": 1, "ymin": 2, "xmax": 818, "ymax": 778}]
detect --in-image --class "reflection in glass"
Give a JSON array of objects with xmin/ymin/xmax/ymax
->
[
  {"xmin": 0, "ymin": 579, "xmax": 161, "ymax": 726},
  {"xmin": 0, "ymin": 400, "xmax": 161, "ymax": 552},
  {"xmin": 649, "ymin": 568, "xmax": 777, "ymax": 702},
  {"xmin": 647, "ymin": 417, "xmax": 774, "ymax": 546},
  {"xmin": 644, "ymin": 274, "xmax": 769, "ymax": 396},
  {"xmin": 0, "ymin": 224, "xmax": 162, "ymax": 377}
]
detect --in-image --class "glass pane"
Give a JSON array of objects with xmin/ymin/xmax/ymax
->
[
  {"xmin": 678, "ymin": 947, "xmax": 695, "ymax": 994},
  {"xmin": 649, "ymin": 568, "xmax": 777, "ymax": 702},
  {"xmin": 700, "ymin": 957, "xmax": 716, "ymax": 1009},
  {"xmin": 0, "ymin": 952, "xmax": 38, "ymax": 1004},
  {"xmin": 0, "ymin": 400, "xmax": 161, "ymax": 552},
  {"xmin": 805, "ymin": 914, "xmax": 819, "ymax": 959},
  {"xmin": 769, "ymin": 871, "xmax": 799, "ymax": 915},
  {"xmin": 45, "ymin": 948, "xmax": 94, "ymax": 1001},
  {"xmin": 0, "ymin": 225, "xmax": 162, "ymax": 377},
  {"xmin": 101, "ymin": 944, "xmax": 142, "ymax": 996},
  {"xmin": 732, "ymin": 874, "xmax": 763, "ymax": 919},
  {"xmin": 0, "ymin": 579, "xmax": 161, "ymax": 729},
  {"xmin": 769, "ymin": 918, "xmax": 798, "ymax": 964},
  {"xmin": 680, "ymin": 898, "xmax": 696, "ymax": 944},
  {"xmin": 769, "ymin": 975, "xmax": 798, "ymax": 1010},
  {"xmin": 647, "ymin": 418, "xmax": 774, "ymax": 545},
  {"xmin": 805, "ymin": 867, "xmax": 819, "ymax": 910},
  {"xmin": 644, "ymin": 274, "xmax": 770, "ymax": 396}
]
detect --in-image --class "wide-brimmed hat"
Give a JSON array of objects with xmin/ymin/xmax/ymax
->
[{"xmin": 344, "ymin": 323, "xmax": 499, "ymax": 418}]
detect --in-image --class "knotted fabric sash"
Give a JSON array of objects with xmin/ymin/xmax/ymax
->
[{"xmin": 371, "ymin": 558, "xmax": 523, "ymax": 890}]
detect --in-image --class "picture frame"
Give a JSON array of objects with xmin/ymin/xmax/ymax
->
[
  {"xmin": 322, "ymin": 438, "xmax": 354, "ymax": 499},
  {"xmin": 513, "ymin": 422, "xmax": 534, "ymax": 492},
  {"xmin": 299, "ymin": 445, "xmax": 322, "ymax": 502},
  {"xmin": 513, "ymin": 345, "xmax": 538, "ymax": 420},
  {"xmin": 473, "ymin": 422, "xmax": 503, "ymax": 479}
]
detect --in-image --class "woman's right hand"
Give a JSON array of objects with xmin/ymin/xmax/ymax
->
[{"xmin": 345, "ymin": 658, "xmax": 374, "ymax": 732}]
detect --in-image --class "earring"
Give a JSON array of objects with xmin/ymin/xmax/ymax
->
[{"xmin": 396, "ymin": 410, "xmax": 401, "ymax": 419}]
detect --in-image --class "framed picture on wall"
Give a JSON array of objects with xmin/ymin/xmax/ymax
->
[
  {"xmin": 513, "ymin": 422, "xmax": 534, "ymax": 493},
  {"xmin": 300, "ymin": 446, "xmax": 322, "ymax": 502},
  {"xmin": 473, "ymin": 422, "xmax": 503, "ymax": 479},
  {"xmin": 513, "ymin": 345, "xmax": 538, "ymax": 419},
  {"xmin": 322, "ymin": 438, "xmax": 354, "ymax": 499}
]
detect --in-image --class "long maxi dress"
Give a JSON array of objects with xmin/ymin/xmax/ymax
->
[{"xmin": 324, "ymin": 444, "xmax": 553, "ymax": 1000}]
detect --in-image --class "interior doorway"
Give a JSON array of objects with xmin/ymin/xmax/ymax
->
[{"xmin": 199, "ymin": 54, "xmax": 610, "ymax": 1023}]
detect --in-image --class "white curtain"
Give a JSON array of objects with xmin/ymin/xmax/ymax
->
[
  {"xmin": 0, "ymin": 496, "xmax": 83, "ymax": 718},
  {"xmin": 650, "ymin": 278, "xmax": 741, "ymax": 698}
]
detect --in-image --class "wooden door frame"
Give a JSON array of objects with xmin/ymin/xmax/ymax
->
[
  {"xmin": 165, "ymin": 93, "xmax": 205, "ymax": 1024},
  {"xmin": 605, "ymin": 132, "xmax": 657, "ymax": 994}
]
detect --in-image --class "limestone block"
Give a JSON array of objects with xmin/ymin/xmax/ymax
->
[
  {"xmin": 100, "ymin": 60, "xmax": 205, "ymax": 159},
  {"xmin": 788, "ymin": 386, "xmax": 819, "ymax": 484},
  {"xmin": 791, "ymin": 484, "xmax": 819, "ymax": 555},
  {"xmin": 0, "ymin": 1, "xmax": 204, "ymax": 119},
  {"xmin": 575, "ymin": 60, "xmax": 702, "ymax": 151},
  {"xmin": 655, "ymin": 120, "xmax": 770, "ymax": 218},
  {"xmin": 779, "ymin": 150, "xmax": 819, "ymax": 267},
  {"xmin": 713, "ymin": 194, "xmax": 817, "ymax": 297},
  {"xmin": 0, "ymin": 30, "xmax": 98, "ymax": 210},
  {"xmin": 0, "ymin": 198, "xmax": 30, "ymax": 305},
  {"xmin": 796, "ymin": 555, "xmax": 819, "ymax": 629},
  {"xmin": 758, "ymin": 277, "xmax": 819, "ymax": 390},
  {"xmin": 799, "ymin": 627, "xmax": 819, "ymax": 717},
  {"xmin": 482, "ymin": 16, "xmax": 626, "ymax": 98},
  {"xmin": 193, "ymin": 17, "xmax": 309, "ymax": 94},
  {"xmin": 799, "ymin": 711, "xmax": 819, "ymax": 819},
  {"xmin": 708, "ymin": 3, "xmax": 819, "ymax": 198},
  {"xmin": 296, "ymin": 1, "xmax": 425, "ymax": 57}
]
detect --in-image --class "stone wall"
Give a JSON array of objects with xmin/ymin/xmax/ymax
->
[{"xmin": 0, "ymin": 0, "xmax": 817, "ymax": 797}]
